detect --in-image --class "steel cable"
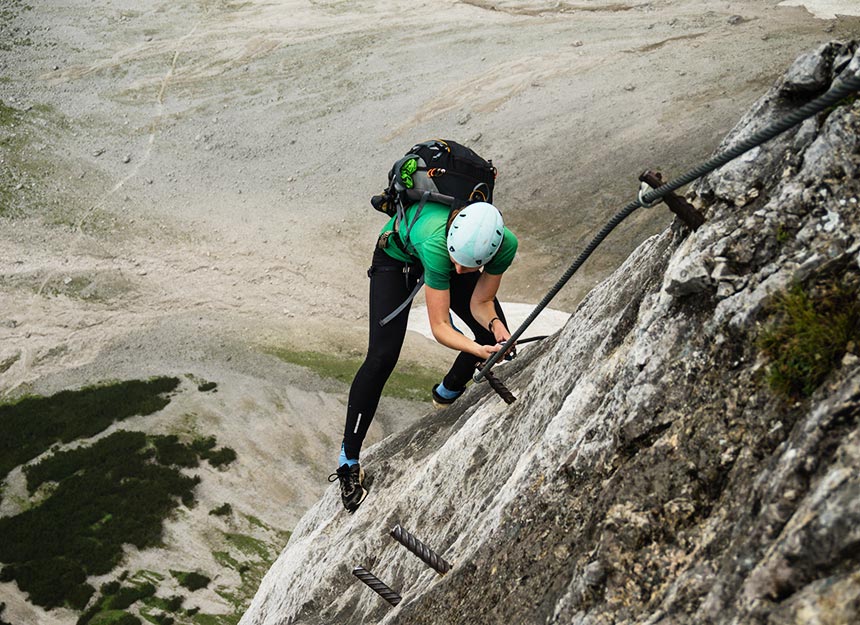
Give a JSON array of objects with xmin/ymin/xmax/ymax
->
[{"xmin": 475, "ymin": 72, "xmax": 860, "ymax": 382}]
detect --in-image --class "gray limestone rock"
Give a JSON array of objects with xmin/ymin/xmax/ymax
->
[
  {"xmin": 240, "ymin": 42, "xmax": 860, "ymax": 625},
  {"xmin": 780, "ymin": 43, "xmax": 840, "ymax": 94}
]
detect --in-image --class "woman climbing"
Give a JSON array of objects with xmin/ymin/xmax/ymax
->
[{"xmin": 330, "ymin": 193, "xmax": 518, "ymax": 513}]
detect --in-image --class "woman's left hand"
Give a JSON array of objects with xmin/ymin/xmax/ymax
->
[{"xmin": 491, "ymin": 320, "xmax": 516, "ymax": 360}]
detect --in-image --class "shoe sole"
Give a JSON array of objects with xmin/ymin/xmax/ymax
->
[
  {"xmin": 346, "ymin": 467, "xmax": 368, "ymax": 513},
  {"xmin": 350, "ymin": 487, "xmax": 368, "ymax": 512}
]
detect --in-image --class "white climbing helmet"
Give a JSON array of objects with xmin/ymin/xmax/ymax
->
[{"xmin": 447, "ymin": 202, "xmax": 504, "ymax": 268}]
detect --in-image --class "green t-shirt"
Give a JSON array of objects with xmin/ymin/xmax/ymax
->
[{"xmin": 380, "ymin": 201, "xmax": 518, "ymax": 290}]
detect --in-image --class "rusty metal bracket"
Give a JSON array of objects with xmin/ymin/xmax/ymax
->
[
  {"xmin": 352, "ymin": 566, "xmax": 402, "ymax": 607},
  {"xmin": 484, "ymin": 367, "xmax": 516, "ymax": 404},
  {"xmin": 390, "ymin": 524, "xmax": 452, "ymax": 575},
  {"xmin": 639, "ymin": 170, "xmax": 706, "ymax": 231}
]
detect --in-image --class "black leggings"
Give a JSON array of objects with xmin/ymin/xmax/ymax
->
[{"xmin": 342, "ymin": 247, "xmax": 507, "ymax": 461}]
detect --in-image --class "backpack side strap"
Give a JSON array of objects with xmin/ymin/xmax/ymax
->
[{"xmin": 379, "ymin": 275, "xmax": 425, "ymax": 327}]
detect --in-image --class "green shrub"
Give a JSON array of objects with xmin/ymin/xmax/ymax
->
[
  {"xmin": 152, "ymin": 435, "xmax": 199, "ymax": 468},
  {"xmin": 203, "ymin": 447, "xmax": 237, "ymax": 468},
  {"xmin": 77, "ymin": 606, "xmax": 100, "ymax": 625},
  {"xmin": 0, "ymin": 380, "xmax": 238, "ymax": 613},
  {"xmin": 68, "ymin": 583, "xmax": 96, "ymax": 611},
  {"xmin": 25, "ymin": 430, "xmax": 147, "ymax": 492},
  {"xmin": 105, "ymin": 583, "xmax": 156, "ymax": 610},
  {"xmin": 170, "ymin": 571, "xmax": 211, "ymax": 592},
  {"xmin": 192, "ymin": 437, "xmax": 236, "ymax": 468},
  {"xmin": 759, "ymin": 276, "xmax": 860, "ymax": 399},
  {"xmin": 0, "ymin": 377, "xmax": 179, "ymax": 485},
  {"xmin": 191, "ymin": 437, "xmax": 217, "ymax": 454},
  {"xmin": 101, "ymin": 581, "xmax": 121, "ymax": 595},
  {"xmin": 209, "ymin": 503, "xmax": 232, "ymax": 517}
]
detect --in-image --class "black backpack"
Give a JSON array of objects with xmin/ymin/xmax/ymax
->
[
  {"xmin": 371, "ymin": 139, "xmax": 497, "ymax": 218},
  {"xmin": 370, "ymin": 139, "xmax": 498, "ymax": 326}
]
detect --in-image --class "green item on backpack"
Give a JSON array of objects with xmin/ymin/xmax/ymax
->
[{"xmin": 400, "ymin": 158, "xmax": 418, "ymax": 189}]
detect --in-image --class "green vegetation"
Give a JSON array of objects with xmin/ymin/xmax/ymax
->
[
  {"xmin": 0, "ymin": 377, "xmax": 274, "ymax": 625},
  {"xmin": 190, "ymin": 614, "xmax": 235, "ymax": 625},
  {"xmin": 153, "ymin": 435, "xmax": 200, "ymax": 468},
  {"xmin": 209, "ymin": 503, "xmax": 232, "ymax": 517},
  {"xmin": 189, "ymin": 436, "xmax": 236, "ymax": 469},
  {"xmin": 141, "ymin": 594, "xmax": 183, "ymax": 613},
  {"xmin": 87, "ymin": 611, "xmax": 141, "ymax": 625},
  {"xmin": 382, "ymin": 359, "xmax": 446, "ymax": 402},
  {"xmin": 0, "ymin": 429, "xmax": 207, "ymax": 610},
  {"xmin": 170, "ymin": 571, "xmax": 211, "ymax": 592},
  {"xmin": 206, "ymin": 527, "xmax": 289, "ymax": 624},
  {"xmin": 101, "ymin": 583, "xmax": 157, "ymax": 611},
  {"xmin": 0, "ymin": 100, "xmax": 18, "ymax": 127},
  {"xmin": 0, "ymin": 368, "xmax": 236, "ymax": 617},
  {"xmin": 758, "ymin": 275, "xmax": 860, "ymax": 400},
  {"xmin": 80, "ymin": 575, "xmax": 184, "ymax": 625},
  {"xmin": 224, "ymin": 533, "xmax": 269, "ymax": 559},
  {"xmin": 267, "ymin": 347, "xmax": 442, "ymax": 401},
  {"xmin": 129, "ymin": 570, "xmax": 165, "ymax": 585},
  {"xmin": 204, "ymin": 447, "xmax": 237, "ymax": 468},
  {"xmin": 0, "ymin": 377, "xmax": 180, "ymax": 486},
  {"xmin": 267, "ymin": 348, "xmax": 360, "ymax": 385}
]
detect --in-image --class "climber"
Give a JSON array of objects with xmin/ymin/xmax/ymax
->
[{"xmin": 329, "ymin": 200, "xmax": 519, "ymax": 512}]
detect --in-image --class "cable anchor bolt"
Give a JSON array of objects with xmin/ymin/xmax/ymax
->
[{"xmin": 639, "ymin": 170, "xmax": 706, "ymax": 231}]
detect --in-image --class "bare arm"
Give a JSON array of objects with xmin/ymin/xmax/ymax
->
[
  {"xmin": 425, "ymin": 285, "xmax": 502, "ymax": 360},
  {"xmin": 470, "ymin": 272, "xmax": 512, "ymax": 344}
]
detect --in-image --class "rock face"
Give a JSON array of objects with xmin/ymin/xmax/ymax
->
[{"xmin": 240, "ymin": 42, "xmax": 860, "ymax": 625}]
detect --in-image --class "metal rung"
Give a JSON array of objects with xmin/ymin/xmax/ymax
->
[
  {"xmin": 352, "ymin": 566, "xmax": 402, "ymax": 607},
  {"xmin": 390, "ymin": 524, "xmax": 452, "ymax": 575}
]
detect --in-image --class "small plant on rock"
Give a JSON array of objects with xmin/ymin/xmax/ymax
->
[{"xmin": 758, "ymin": 274, "xmax": 860, "ymax": 400}]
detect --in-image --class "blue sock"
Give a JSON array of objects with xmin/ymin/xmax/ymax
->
[
  {"xmin": 435, "ymin": 382, "xmax": 462, "ymax": 400},
  {"xmin": 339, "ymin": 443, "xmax": 358, "ymax": 468}
]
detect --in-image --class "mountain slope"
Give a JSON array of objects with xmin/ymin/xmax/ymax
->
[{"xmin": 240, "ymin": 42, "xmax": 860, "ymax": 625}]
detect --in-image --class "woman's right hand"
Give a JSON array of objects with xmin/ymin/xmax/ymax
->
[{"xmin": 475, "ymin": 342, "xmax": 502, "ymax": 360}]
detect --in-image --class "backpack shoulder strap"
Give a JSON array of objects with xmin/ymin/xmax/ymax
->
[{"xmin": 394, "ymin": 191, "xmax": 432, "ymax": 257}]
